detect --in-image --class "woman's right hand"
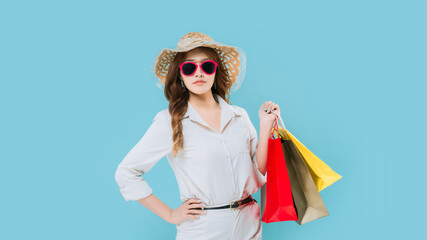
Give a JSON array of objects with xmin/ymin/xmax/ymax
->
[{"xmin": 167, "ymin": 198, "xmax": 207, "ymax": 225}]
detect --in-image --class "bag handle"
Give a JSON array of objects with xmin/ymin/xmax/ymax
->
[
  {"xmin": 270, "ymin": 114, "xmax": 279, "ymax": 139},
  {"xmin": 269, "ymin": 110, "xmax": 288, "ymax": 140},
  {"xmin": 271, "ymin": 110, "xmax": 286, "ymax": 130}
]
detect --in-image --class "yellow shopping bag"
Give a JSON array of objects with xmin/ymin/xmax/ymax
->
[{"xmin": 274, "ymin": 112, "xmax": 342, "ymax": 192}]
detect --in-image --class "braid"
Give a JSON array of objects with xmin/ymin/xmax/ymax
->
[{"xmin": 171, "ymin": 111, "xmax": 185, "ymax": 157}]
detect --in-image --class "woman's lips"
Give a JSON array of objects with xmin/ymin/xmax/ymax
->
[{"xmin": 193, "ymin": 81, "xmax": 206, "ymax": 85}]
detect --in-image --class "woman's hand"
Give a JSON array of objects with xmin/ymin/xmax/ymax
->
[
  {"xmin": 167, "ymin": 198, "xmax": 207, "ymax": 225},
  {"xmin": 258, "ymin": 100, "xmax": 281, "ymax": 130}
]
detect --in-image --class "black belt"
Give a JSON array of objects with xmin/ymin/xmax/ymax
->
[{"xmin": 192, "ymin": 195, "xmax": 256, "ymax": 210}]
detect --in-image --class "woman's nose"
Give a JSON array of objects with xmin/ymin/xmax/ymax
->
[{"xmin": 195, "ymin": 64, "xmax": 204, "ymax": 76}]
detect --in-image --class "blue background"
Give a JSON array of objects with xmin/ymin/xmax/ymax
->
[{"xmin": 1, "ymin": 0, "xmax": 425, "ymax": 239}]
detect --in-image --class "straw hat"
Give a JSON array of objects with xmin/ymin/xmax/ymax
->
[{"xmin": 150, "ymin": 32, "xmax": 246, "ymax": 93}]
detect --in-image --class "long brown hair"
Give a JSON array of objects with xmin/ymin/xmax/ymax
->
[{"xmin": 164, "ymin": 47, "xmax": 232, "ymax": 157}]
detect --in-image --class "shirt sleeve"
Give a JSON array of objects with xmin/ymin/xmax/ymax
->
[
  {"xmin": 114, "ymin": 111, "xmax": 172, "ymax": 201},
  {"xmin": 243, "ymin": 109, "xmax": 267, "ymax": 188}
]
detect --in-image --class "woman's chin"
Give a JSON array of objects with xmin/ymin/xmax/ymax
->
[{"xmin": 188, "ymin": 87, "xmax": 213, "ymax": 95}]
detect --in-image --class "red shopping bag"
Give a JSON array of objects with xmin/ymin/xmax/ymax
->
[{"xmin": 261, "ymin": 117, "xmax": 298, "ymax": 223}]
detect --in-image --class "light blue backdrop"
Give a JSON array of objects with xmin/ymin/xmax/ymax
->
[{"xmin": 1, "ymin": 0, "xmax": 425, "ymax": 239}]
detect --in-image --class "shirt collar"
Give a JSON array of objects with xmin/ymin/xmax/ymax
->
[{"xmin": 183, "ymin": 93, "xmax": 242, "ymax": 133}]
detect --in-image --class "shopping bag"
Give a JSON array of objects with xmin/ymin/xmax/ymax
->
[
  {"xmin": 276, "ymin": 117, "xmax": 342, "ymax": 192},
  {"xmin": 274, "ymin": 114, "xmax": 329, "ymax": 225},
  {"xmin": 261, "ymin": 116, "xmax": 298, "ymax": 223}
]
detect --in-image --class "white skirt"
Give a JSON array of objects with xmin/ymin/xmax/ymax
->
[{"xmin": 176, "ymin": 200, "xmax": 262, "ymax": 240}]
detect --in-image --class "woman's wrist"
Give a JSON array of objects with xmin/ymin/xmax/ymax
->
[
  {"xmin": 260, "ymin": 119, "xmax": 273, "ymax": 134},
  {"xmin": 165, "ymin": 208, "xmax": 173, "ymax": 223},
  {"xmin": 137, "ymin": 194, "xmax": 174, "ymax": 224}
]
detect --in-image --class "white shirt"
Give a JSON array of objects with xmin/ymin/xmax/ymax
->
[{"xmin": 114, "ymin": 93, "xmax": 267, "ymax": 207}]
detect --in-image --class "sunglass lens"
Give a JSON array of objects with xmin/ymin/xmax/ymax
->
[
  {"xmin": 201, "ymin": 61, "xmax": 216, "ymax": 74},
  {"xmin": 182, "ymin": 63, "xmax": 197, "ymax": 76}
]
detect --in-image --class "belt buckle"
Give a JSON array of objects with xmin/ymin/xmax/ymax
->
[
  {"xmin": 230, "ymin": 200, "xmax": 243, "ymax": 210},
  {"xmin": 229, "ymin": 201, "xmax": 235, "ymax": 210}
]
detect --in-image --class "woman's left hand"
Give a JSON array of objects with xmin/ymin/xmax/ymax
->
[{"xmin": 258, "ymin": 101, "xmax": 281, "ymax": 129}]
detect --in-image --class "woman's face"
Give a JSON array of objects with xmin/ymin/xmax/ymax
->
[{"xmin": 179, "ymin": 48, "xmax": 216, "ymax": 96}]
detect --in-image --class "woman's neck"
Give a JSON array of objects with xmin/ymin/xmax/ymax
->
[{"xmin": 188, "ymin": 92, "xmax": 219, "ymax": 110}]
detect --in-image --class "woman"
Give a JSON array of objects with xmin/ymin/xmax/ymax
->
[{"xmin": 115, "ymin": 32, "xmax": 280, "ymax": 239}]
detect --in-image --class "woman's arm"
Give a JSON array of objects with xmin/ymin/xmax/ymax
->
[
  {"xmin": 138, "ymin": 194, "xmax": 206, "ymax": 224},
  {"xmin": 137, "ymin": 194, "xmax": 173, "ymax": 222},
  {"xmin": 115, "ymin": 111, "xmax": 172, "ymax": 201},
  {"xmin": 255, "ymin": 121, "xmax": 273, "ymax": 175},
  {"xmin": 115, "ymin": 111, "xmax": 206, "ymax": 224},
  {"xmin": 255, "ymin": 101, "xmax": 281, "ymax": 175}
]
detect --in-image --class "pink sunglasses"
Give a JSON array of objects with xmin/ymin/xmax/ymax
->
[{"xmin": 179, "ymin": 60, "xmax": 218, "ymax": 76}]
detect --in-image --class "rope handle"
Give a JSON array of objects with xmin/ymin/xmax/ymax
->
[
  {"xmin": 269, "ymin": 110, "xmax": 287, "ymax": 139},
  {"xmin": 270, "ymin": 114, "xmax": 279, "ymax": 139}
]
